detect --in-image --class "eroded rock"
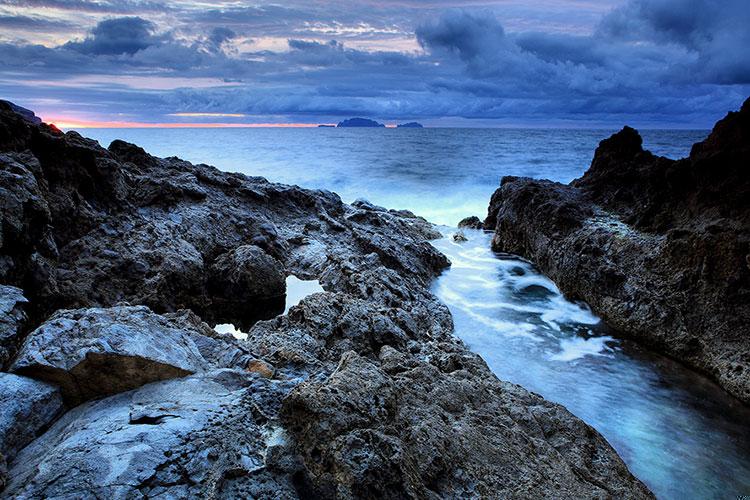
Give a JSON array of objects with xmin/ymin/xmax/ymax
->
[
  {"xmin": 486, "ymin": 97, "xmax": 750, "ymax": 403},
  {"xmin": 0, "ymin": 285, "xmax": 28, "ymax": 368},
  {"xmin": 11, "ymin": 305, "xmax": 257, "ymax": 403}
]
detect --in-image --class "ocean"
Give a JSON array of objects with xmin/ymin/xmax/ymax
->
[{"xmin": 80, "ymin": 126, "xmax": 750, "ymax": 499}]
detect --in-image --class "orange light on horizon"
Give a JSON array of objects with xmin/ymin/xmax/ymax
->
[{"xmin": 47, "ymin": 118, "xmax": 328, "ymax": 129}]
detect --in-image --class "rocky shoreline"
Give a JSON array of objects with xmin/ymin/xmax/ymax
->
[
  {"xmin": 0, "ymin": 101, "xmax": 652, "ymax": 497},
  {"xmin": 485, "ymin": 98, "xmax": 750, "ymax": 404}
]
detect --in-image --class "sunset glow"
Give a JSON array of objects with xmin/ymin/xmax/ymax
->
[{"xmin": 49, "ymin": 119, "xmax": 330, "ymax": 129}]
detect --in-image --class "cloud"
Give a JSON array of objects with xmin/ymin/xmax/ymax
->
[
  {"xmin": 64, "ymin": 17, "xmax": 163, "ymax": 55},
  {"xmin": 0, "ymin": 2, "xmax": 748, "ymax": 126}
]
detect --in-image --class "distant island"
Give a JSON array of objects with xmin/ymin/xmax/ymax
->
[
  {"xmin": 317, "ymin": 124, "xmax": 335, "ymax": 128},
  {"xmin": 397, "ymin": 122, "xmax": 424, "ymax": 128},
  {"xmin": 337, "ymin": 117, "xmax": 385, "ymax": 128}
]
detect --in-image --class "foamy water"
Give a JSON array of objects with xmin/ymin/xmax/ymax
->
[{"xmin": 433, "ymin": 229, "xmax": 750, "ymax": 499}]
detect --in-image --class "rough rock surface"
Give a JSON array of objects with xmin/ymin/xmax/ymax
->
[
  {"xmin": 0, "ymin": 285, "xmax": 27, "ymax": 368},
  {"xmin": 486, "ymin": 97, "xmax": 750, "ymax": 403},
  {"xmin": 457, "ymin": 215, "xmax": 483, "ymax": 230},
  {"xmin": 0, "ymin": 101, "xmax": 651, "ymax": 497},
  {"xmin": 11, "ymin": 305, "xmax": 257, "ymax": 403},
  {"xmin": 0, "ymin": 373, "xmax": 63, "ymax": 464}
]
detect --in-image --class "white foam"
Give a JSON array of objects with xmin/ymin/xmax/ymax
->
[{"xmin": 549, "ymin": 335, "xmax": 615, "ymax": 362}]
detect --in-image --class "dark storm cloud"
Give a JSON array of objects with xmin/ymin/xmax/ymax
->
[
  {"xmin": 0, "ymin": 0, "xmax": 748, "ymax": 126},
  {"xmin": 64, "ymin": 17, "xmax": 163, "ymax": 55}
]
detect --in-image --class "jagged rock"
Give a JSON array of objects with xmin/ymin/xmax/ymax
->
[
  {"xmin": 11, "ymin": 305, "xmax": 257, "ymax": 403},
  {"xmin": 0, "ymin": 285, "xmax": 28, "ymax": 368},
  {"xmin": 0, "ymin": 101, "xmax": 652, "ymax": 497},
  {"xmin": 0, "ymin": 373, "xmax": 63, "ymax": 464},
  {"xmin": 457, "ymin": 215, "xmax": 483, "ymax": 230},
  {"xmin": 3, "ymin": 370, "xmax": 303, "ymax": 499},
  {"xmin": 486, "ymin": 97, "xmax": 750, "ymax": 403},
  {"xmin": 282, "ymin": 351, "xmax": 651, "ymax": 498}
]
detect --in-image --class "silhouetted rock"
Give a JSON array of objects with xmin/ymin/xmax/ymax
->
[
  {"xmin": 336, "ymin": 117, "xmax": 385, "ymax": 128},
  {"xmin": 486, "ymin": 97, "xmax": 750, "ymax": 403},
  {"xmin": 397, "ymin": 122, "xmax": 424, "ymax": 128},
  {"xmin": 458, "ymin": 215, "xmax": 483, "ymax": 230}
]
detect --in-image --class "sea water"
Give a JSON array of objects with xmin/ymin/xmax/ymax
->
[{"xmin": 81, "ymin": 126, "xmax": 750, "ymax": 499}]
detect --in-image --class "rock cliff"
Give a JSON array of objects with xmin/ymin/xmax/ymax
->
[{"xmin": 486, "ymin": 97, "xmax": 750, "ymax": 403}]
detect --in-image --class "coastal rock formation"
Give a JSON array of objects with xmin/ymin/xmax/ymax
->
[
  {"xmin": 458, "ymin": 215, "xmax": 483, "ymax": 230},
  {"xmin": 0, "ymin": 100, "xmax": 651, "ymax": 497},
  {"xmin": 11, "ymin": 305, "xmax": 257, "ymax": 404},
  {"xmin": 486, "ymin": 97, "xmax": 750, "ymax": 403}
]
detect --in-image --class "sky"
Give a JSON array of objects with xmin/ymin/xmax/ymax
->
[{"xmin": 0, "ymin": 0, "xmax": 748, "ymax": 128}]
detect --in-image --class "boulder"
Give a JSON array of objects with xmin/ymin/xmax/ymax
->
[
  {"xmin": 0, "ymin": 285, "xmax": 28, "ymax": 368},
  {"xmin": 457, "ymin": 215, "xmax": 483, "ymax": 230},
  {"xmin": 485, "ymin": 97, "xmax": 750, "ymax": 403},
  {"xmin": 11, "ymin": 305, "xmax": 257, "ymax": 403},
  {"xmin": 207, "ymin": 245, "xmax": 286, "ymax": 328},
  {"xmin": 0, "ymin": 373, "xmax": 63, "ymax": 464},
  {"xmin": 3, "ymin": 370, "xmax": 302, "ymax": 499}
]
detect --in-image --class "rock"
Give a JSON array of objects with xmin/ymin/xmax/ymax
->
[
  {"xmin": 0, "ymin": 100, "xmax": 652, "ymax": 497},
  {"xmin": 0, "ymin": 285, "xmax": 28, "ymax": 368},
  {"xmin": 336, "ymin": 117, "xmax": 385, "ymax": 128},
  {"xmin": 207, "ymin": 245, "xmax": 286, "ymax": 328},
  {"xmin": 11, "ymin": 305, "xmax": 257, "ymax": 404},
  {"xmin": 0, "ymin": 373, "xmax": 63, "ymax": 464},
  {"xmin": 485, "ymin": 97, "xmax": 750, "ymax": 403},
  {"xmin": 3, "ymin": 370, "xmax": 303, "ymax": 499},
  {"xmin": 282, "ymin": 351, "xmax": 652, "ymax": 498},
  {"xmin": 457, "ymin": 215, "xmax": 483, "ymax": 230},
  {"xmin": 452, "ymin": 230, "xmax": 468, "ymax": 242}
]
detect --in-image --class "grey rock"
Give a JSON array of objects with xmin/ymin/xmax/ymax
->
[
  {"xmin": 3, "ymin": 370, "xmax": 302, "ymax": 499},
  {"xmin": 11, "ymin": 305, "xmax": 256, "ymax": 403},
  {"xmin": 485, "ymin": 98, "xmax": 750, "ymax": 403},
  {"xmin": 0, "ymin": 373, "xmax": 63, "ymax": 463},
  {"xmin": 452, "ymin": 230, "xmax": 468, "ymax": 242},
  {"xmin": 0, "ymin": 285, "xmax": 28, "ymax": 368}
]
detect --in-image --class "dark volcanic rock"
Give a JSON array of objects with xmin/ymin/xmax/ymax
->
[
  {"xmin": 337, "ymin": 117, "xmax": 385, "ymax": 128},
  {"xmin": 458, "ymin": 215, "xmax": 483, "ymax": 230},
  {"xmin": 486, "ymin": 97, "xmax": 750, "ymax": 403},
  {"xmin": 0, "ymin": 101, "xmax": 651, "ymax": 497},
  {"xmin": 0, "ymin": 285, "xmax": 28, "ymax": 368}
]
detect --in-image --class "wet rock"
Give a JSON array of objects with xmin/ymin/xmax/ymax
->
[
  {"xmin": 457, "ymin": 215, "xmax": 483, "ymax": 230},
  {"xmin": 0, "ymin": 373, "xmax": 63, "ymax": 464},
  {"xmin": 11, "ymin": 305, "xmax": 256, "ymax": 403},
  {"xmin": 3, "ymin": 370, "xmax": 302, "ymax": 499},
  {"xmin": 0, "ymin": 285, "xmax": 28, "ymax": 368},
  {"xmin": 452, "ymin": 230, "xmax": 468, "ymax": 242},
  {"xmin": 486, "ymin": 97, "xmax": 750, "ymax": 403}
]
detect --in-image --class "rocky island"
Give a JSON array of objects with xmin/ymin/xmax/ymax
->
[
  {"xmin": 397, "ymin": 122, "xmax": 424, "ymax": 128},
  {"xmin": 336, "ymin": 117, "xmax": 385, "ymax": 128},
  {"xmin": 485, "ymin": 98, "xmax": 750, "ymax": 404},
  {"xmin": 0, "ymin": 101, "xmax": 652, "ymax": 497}
]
